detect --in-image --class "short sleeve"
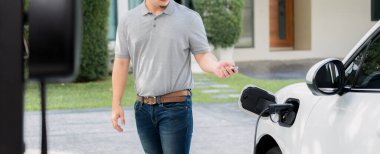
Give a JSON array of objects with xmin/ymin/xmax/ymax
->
[
  {"xmin": 114, "ymin": 19, "xmax": 130, "ymax": 59},
  {"xmin": 189, "ymin": 13, "xmax": 210, "ymax": 55}
]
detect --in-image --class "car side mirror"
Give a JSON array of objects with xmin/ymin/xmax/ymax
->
[
  {"xmin": 306, "ymin": 58, "xmax": 345, "ymax": 96},
  {"xmin": 238, "ymin": 85, "xmax": 276, "ymax": 117}
]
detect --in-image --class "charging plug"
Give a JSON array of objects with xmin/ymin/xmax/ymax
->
[{"xmin": 267, "ymin": 104, "xmax": 294, "ymax": 114}]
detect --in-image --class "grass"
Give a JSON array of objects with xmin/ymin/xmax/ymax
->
[
  {"xmin": 192, "ymin": 74, "xmax": 302, "ymax": 103},
  {"xmin": 25, "ymin": 75, "xmax": 136, "ymax": 111},
  {"xmin": 24, "ymin": 73, "xmax": 302, "ymax": 111}
]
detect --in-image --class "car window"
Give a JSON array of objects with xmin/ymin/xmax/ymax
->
[
  {"xmin": 345, "ymin": 47, "xmax": 365, "ymax": 87},
  {"xmin": 353, "ymin": 34, "xmax": 380, "ymax": 89}
]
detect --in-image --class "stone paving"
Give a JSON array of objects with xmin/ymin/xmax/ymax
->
[
  {"xmin": 194, "ymin": 75, "xmax": 240, "ymax": 100},
  {"xmin": 24, "ymin": 103, "xmax": 257, "ymax": 154},
  {"xmin": 236, "ymin": 59, "xmax": 322, "ymax": 80}
]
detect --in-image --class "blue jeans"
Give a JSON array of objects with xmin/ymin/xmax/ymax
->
[{"xmin": 134, "ymin": 96, "xmax": 193, "ymax": 154}]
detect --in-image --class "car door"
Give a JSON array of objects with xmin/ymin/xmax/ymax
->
[{"xmin": 299, "ymin": 31, "xmax": 380, "ymax": 154}]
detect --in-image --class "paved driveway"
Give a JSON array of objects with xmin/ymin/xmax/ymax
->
[
  {"xmin": 24, "ymin": 103, "xmax": 257, "ymax": 154},
  {"xmin": 237, "ymin": 59, "xmax": 321, "ymax": 80}
]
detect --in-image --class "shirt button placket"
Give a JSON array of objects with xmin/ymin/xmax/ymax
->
[{"xmin": 153, "ymin": 17, "xmax": 157, "ymax": 28}]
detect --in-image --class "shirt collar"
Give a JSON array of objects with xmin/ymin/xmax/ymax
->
[
  {"xmin": 140, "ymin": 1, "xmax": 150, "ymax": 15},
  {"xmin": 163, "ymin": 0, "xmax": 175, "ymax": 15},
  {"xmin": 140, "ymin": 0, "xmax": 175, "ymax": 16}
]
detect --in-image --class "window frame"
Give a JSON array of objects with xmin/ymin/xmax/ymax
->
[
  {"xmin": 129, "ymin": 0, "xmax": 143, "ymax": 10},
  {"xmin": 343, "ymin": 28, "xmax": 380, "ymax": 92},
  {"xmin": 107, "ymin": 0, "xmax": 118, "ymax": 41},
  {"xmin": 235, "ymin": 0, "xmax": 255, "ymax": 48}
]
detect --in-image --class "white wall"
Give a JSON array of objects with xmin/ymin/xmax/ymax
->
[
  {"xmin": 294, "ymin": 0, "xmax": 311, "ymax": 50},
  {"xmin": 234, "ymin": 0, "xmax": 376, "ymax": 62},
  {"xmin": 311, "ymin": 0, "xmax": 374, "ymax": 58}
]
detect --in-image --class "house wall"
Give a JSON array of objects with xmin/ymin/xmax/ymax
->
[
  {"xmin": 234, "ymin": 0, "xmax": 377, "ymax": 62},
  {"xmin": 294, "ymin": 0, "xmax": 311, "ymax": 50},
  {"xmin": 311, "ymin": 0, "xmax": 374, "ymax": 58},
  {"xmin": 115, "ymin": 0, "xmax": 377, "ymax": 62}
]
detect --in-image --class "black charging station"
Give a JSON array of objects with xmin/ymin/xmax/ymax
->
[
  {"xmin": 239, "ymin": 85, "xmax": 298, "ymax": 154},
  {"xmin": 239, "ymin": 86, "xmax": 298, "ymax": 127},
  {"xmin": 0, "ymin": 0, "xmax": 82, "ymax": 153},
  {"xmin": 29, "ymin": 0, "xmax": 82, "ymax": 81},
  {"xmin": 0, "ymin": 0, "xmax": 25, "ymax": 153}
]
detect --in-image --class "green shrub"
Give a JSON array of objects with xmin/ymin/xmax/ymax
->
[
  {"xmin": 193, "ymin": 0, "xmax": 244, "ymax": 49},
  {"xmin": 77, "ymin": 0, "xmax": 110, "ymax": 82},
  {"xmin": 24, "ymin": 0, "xmax": 29, "ymax": 11}
]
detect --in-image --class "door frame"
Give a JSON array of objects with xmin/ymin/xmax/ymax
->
[{"xmin": 269, "ymin": 0, "xmax": 294, "ymax": 49}]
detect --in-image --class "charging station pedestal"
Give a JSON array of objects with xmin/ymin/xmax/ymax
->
[
  {"xmin": 0, "ymin": 0, "xmax": 25, "ymax": 153},
  {"xmin": 0, "ymin": 0, "xmax": 81, "ymax": 153}
]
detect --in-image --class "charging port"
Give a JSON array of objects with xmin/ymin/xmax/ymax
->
[{"xmin": 279, "ymin": 98, "xmax": 299, "ymax": 127}]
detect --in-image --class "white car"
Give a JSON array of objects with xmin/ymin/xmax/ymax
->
[{"xmin": 240, "ymin": 20, "xmax": 380, "ymax": 154}]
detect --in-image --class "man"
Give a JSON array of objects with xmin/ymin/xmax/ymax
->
[{"xmin": 111, "ymin": 0, "xmax": 237, "ymax": 153}]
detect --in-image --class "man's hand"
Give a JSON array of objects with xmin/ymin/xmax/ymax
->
[
  {"xmin": 194, "ymin": 52, "xmax": 238, "ymax": 78},
  {"xmin": 213, "ymin": 61, "xmax": 238, "ymax": 78},
  {"xmin": 111, "ymin": 104, "xmax": 125, "ymax": 132}
]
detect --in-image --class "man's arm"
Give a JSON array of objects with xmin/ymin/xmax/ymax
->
[
  {"xmin": 194, "ymin": 52, "xmax": 238, "ymax": 78},
  {"xmin": 111, "ymin": 58, "xmax": 130, "ymax": 132}
]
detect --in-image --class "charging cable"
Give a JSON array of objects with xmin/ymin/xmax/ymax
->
[
  {"xmin": 39, "ymin": 80, "xmax": 48, "ymax": 154},
  {"xmin": 253, "ymin": 108, "xmax": 270, "ymax": 154},
  {"xmin": 253, "ymin": 104, "xmax": 294, "ymax": 154}
]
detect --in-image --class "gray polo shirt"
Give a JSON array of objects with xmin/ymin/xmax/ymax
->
[{"xmin": 115, "ymin": 0, "xmax": 210, "ymax": 96}]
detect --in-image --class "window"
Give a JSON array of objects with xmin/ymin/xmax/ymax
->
[
  {"xmin": 236, "ymin": 0, "xmax": 254, "ymax": 47},
  {"xmin": 345, "ymin": 47, "xmax": 365, "ymax": 87},
  {"xmin": 353, "ymin": 34, "xmax": 380, "ymax": 88},
  {"xmin": 129, "ymin": 0, "xmax": 143, "ymax": 10},
  {"xmin": 108, "ymin": 0, "xmax": 118, "ymax": 40},
  {"xmin": 372, "ymin": 0, "xmax": 380, "ymax": 21}
]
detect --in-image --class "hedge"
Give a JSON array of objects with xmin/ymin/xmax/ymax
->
[
  {"xmin": 193, "ymin": 0, "xmax": 244, "ymax": 49},
  {"xmin": 77, "ymin": 0, "xmax": 110, "ymax": 82}
]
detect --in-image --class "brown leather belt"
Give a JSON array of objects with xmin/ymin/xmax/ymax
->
[{"xmin": 136, "ymin": 90, "xmax": 190, "ymax": 105}]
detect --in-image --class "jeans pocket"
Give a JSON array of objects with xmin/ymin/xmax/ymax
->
[
  {"xmin": 162, "ymin": 102, "xmax": 189, "ymax": 111},
  {"xmin": 134, "ymin": 101, "xmax": 142, "ymax": 111}
]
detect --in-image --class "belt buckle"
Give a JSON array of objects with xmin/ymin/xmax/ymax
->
[{"xmin": 144, "ymin": 96, "xmax": 157, "ymax": 105}]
